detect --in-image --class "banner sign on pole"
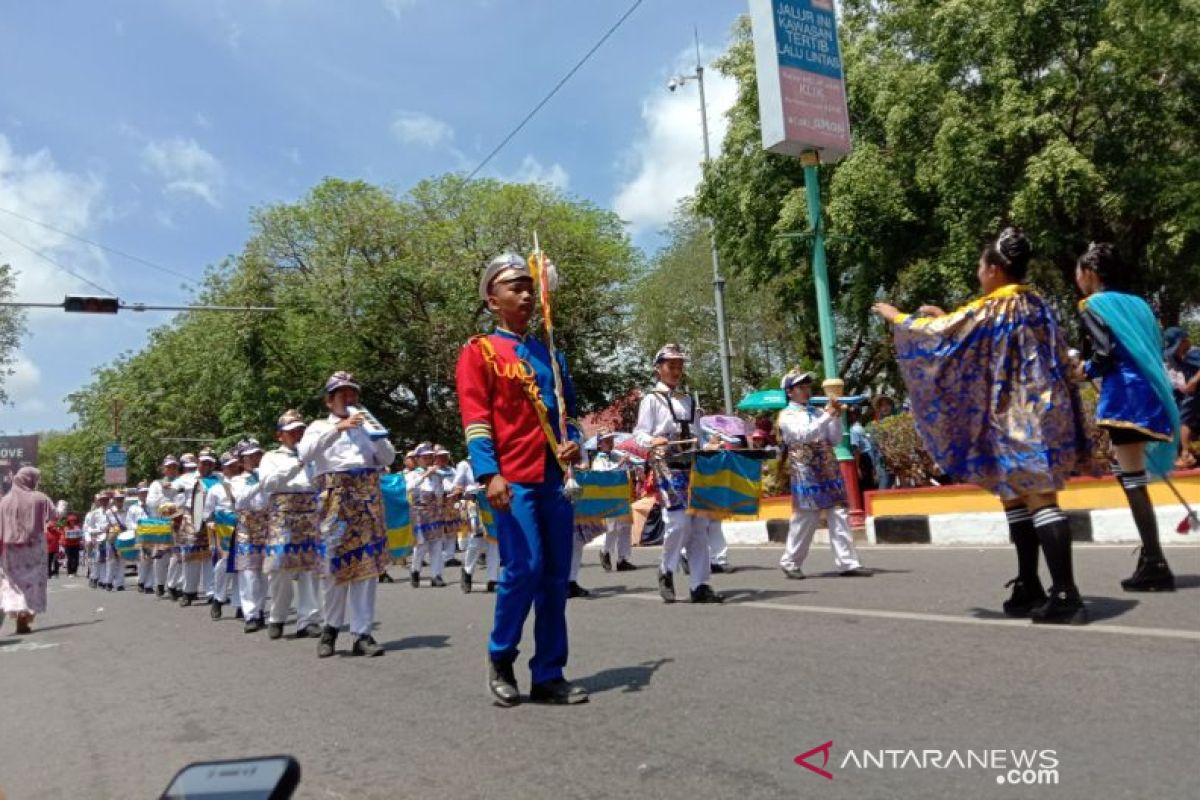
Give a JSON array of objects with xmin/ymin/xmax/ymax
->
[
  {"xmin": 749, "ymin": 0, "xmax": 853, "ymax": 160},
  {"xmin": 104, "ymin": 443, "xmax": 127, "ymax": 486}
]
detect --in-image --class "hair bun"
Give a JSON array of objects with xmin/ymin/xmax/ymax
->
[{"xmin": 996, "ymin": 227, "xmax": 1032, "ymax": 263}]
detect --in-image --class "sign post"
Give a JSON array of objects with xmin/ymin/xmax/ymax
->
[
  {"xmin": 104, "ymin": 442, "xmax": 128, "ymax": 486},
  {"xmin": 749, "ymin": 0, "xmax": 864, "ymax": 525}
]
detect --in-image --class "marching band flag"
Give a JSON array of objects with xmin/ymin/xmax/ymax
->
[
  {"xmin": 477, "ymin": 494, "xmax": 499, "ymax": 544},
  {"xmin": 573, "ymin": 470, "xmax": 633, "ymax": 522},
  {"xmin": 212, "ymin": 509, "xmax": 237, "ymax": 551},
  {"xmin": 688, "ymin": 451, "xmax": 763, "ymax": 519},
  {"xmin": 380, "ymin": 473, "xmax": 414, "ymax": 559},
  {"xmin": 135, "ymin": 517, "xmax": 174, "ymax": 547}
]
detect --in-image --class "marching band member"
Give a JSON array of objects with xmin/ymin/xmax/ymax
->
[
  {"xmin": 232, "ymin": 439, "xmax": 269, "ymax": 632},
  {"xmin": 776, "ymin": 371, "xmax": 870, "ymax": 580},
  {"xmin": 455, "ymin": 251, "xmax": 587, "ymax": 706},
  {"xmin": 165, "ymin": 453, "xmax": 198, "ymax": 599},
  {"xmin": 407, "ymin": 443, "xmax": 440, "ymax": 587},
  {"xmin": 260, "ymin": 411, "xmax": 324, "ymax": 640},
  {"xmin": 591, "ymin": 431, "xmax": 636, "ymax": 572},
  {"xmin": 633, "ymin": 343, "xmax": 723, "ymax": 604},
  {"xmin": 456, "ymin": 456, "xmax": 499, "ymax": 594},
  {"xmin": 145, "ymin": 455, "xmax": 180, "ymax": 597},
  {"xmin": 175, "ymin": 449, "xmax": 220, "ymax": 606},
  {"xmin": 103, "ymin": 489, "xmax": 127, "ymax": 591},
  {"xmin": 126, "ymin": 484, "xmax": 150, "ymax": 593},
  {"xmin": 83, "ymin": 492, "xmax": 109, "ymax": 590},
  {"xmin": 298, "ymin": 371, "xmax": 395, "ymax": 658},
  {"xmin": 205, "ymin": 452, "xmax": 241, "ymax": 620}
]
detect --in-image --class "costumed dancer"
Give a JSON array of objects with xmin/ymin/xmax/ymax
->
[
  {"xmin": 83, "ymin": 493, "xmax": 109, "ymax": 590},
  {"xmin": 633, "ymin": 344, "xmax": 723, "ymax": 604},
  {"xmin": 1163, "ymin": 327, "xmax": 1200, "ymax": 468},
  {"xmin": 297, "ymin": 371, "xmax": 394, "ymax": 658},
  {"xmin": 456, "ymin": 455, "xmax": 499, "ymax": 593},
  {"xmin": 1074, "ymin": 243, "xmax": 1178, "ymax": 591},
  {"xmin": 232, "ymin": 439, "xmax": 269, "ymax": 631},
  {"xmin": 205, "ymin": 451, "xmax": 242, "ymax": 619},
  {"xmin": 591, "ymin": 432, "xmax": 636, "ymax": 572},
  {"xmin": 455, "ymin": 251, "xmax": 587, "ymax": 706},
  {"xmin": 145, "ymin": 455, "xmax": 180, "ymax": 596},
  {"xmin": 872, "ymin": 227, "xmax": 1090, "ymax": 624},
  {"xmin": 776, "ymin": 371, "xmax": 871, "ymax": 580},
  {"xmin": 260, "ymin": 410, "xmax": 324, "ymax": 639}
]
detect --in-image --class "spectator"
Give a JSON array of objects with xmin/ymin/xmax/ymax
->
[
  {"xmin": 45, "ymin": 518, "xmax": 63, "ymax": 578},
  {"xmin": 1163, "ymin": 327, "xmax": 1200, "ymax": 467}
]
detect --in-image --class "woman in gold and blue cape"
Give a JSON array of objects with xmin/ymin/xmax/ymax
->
[
  {"xmin": 874, "ymin": 228, "xmax": 1091, "ymax": 625},
  {"xmin": 1074, "ymin": 243, "xmax": 1178, "ymax": 592}
]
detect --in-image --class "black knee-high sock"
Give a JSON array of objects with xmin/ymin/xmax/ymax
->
[
  {"xmin": 1117, "ymin": 470, "xmax": 1164, "ymax": 562},
  {"xmin": 1005, "ymin": 506, "xmax": 1039, "ymax": 582},
  {"xmin": 1032, "ymin": 506, "xmax": 1076, "ymax": 592}
]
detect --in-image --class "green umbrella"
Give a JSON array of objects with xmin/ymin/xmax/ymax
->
[{"xmin": 736, "ymin": 389, "xmax": 788, "ymax": 412}]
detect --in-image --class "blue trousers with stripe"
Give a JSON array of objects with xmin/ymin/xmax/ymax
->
[{"xmin": 488, "ymin": 477, "xmax": 574, "ymax": 684}]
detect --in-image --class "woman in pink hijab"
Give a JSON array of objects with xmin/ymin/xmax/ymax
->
[{"xmin": 0, "ymin": 467, "xmax": 56, "ymax": 634}]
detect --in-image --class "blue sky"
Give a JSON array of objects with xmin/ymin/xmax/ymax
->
[{"xmin": 0, "ymin": 0, "xmax": 745, "ymax": 433}]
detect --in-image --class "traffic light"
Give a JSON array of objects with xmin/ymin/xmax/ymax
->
[{"xmin": 63, "ymin": 295, "xmax": 120, "ymax": 313}]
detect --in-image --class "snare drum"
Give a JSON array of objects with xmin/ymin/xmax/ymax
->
[{"xmin": 115, "ymin": 530, "xmax": 139, "ymax": 561}]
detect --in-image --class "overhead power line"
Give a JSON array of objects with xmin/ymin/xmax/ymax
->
[
  {"xmin": 465, "ymin": 0, "xmax": 647, "ymax": 182},
  {"xmin": 0, "ymin": 205, "xmax": 200, "ymax": 286},
  {"xmin": 0, "ymin": 227, "xmax": 119, "ymax": 297}
]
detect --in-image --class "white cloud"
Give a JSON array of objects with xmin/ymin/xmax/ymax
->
[
  {"xmin": 284, "ymin": 147, "xmax": 302, "ymax": 166},
  {"xmin": 141, "ymin": 136, "xmax": 225, "ymax": 207},
  {"xmin": 0, "ymin": 133, "xmax": 108, "ymax": 300},
  {"xmin": 612, "ymin": 50, "xmax": 737, "ymax": 234},
  {"xmin": 391, "ymin": 111, "xmax": 454, "ymax": 148},
  {"xmin": 509, "ymin": 155, "xmax": 570, "ymax": 192},
  {"xmin": 383, "ymin": 0, "xmax": 418, "ymax": 20}
]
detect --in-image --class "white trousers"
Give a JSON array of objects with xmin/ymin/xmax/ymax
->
[
  {"xmin": 166, "ymin": 554, "xmax": 183, "ymax": 590},
  {"xmin": 137, "ymin": 554, "xmax": 150, "ymax": 588},
  {"xmin": 239, "ymin": 569, "xmax": 267, "ymax": 620},
  {"xmin": 267, "ymin": 571, "xmax": 321, "ymax": 627},
  {"xmin": 463, "ymin": 536, "xmax": 499, "ymax": 581},
  {"xmin": 182, "ymin": 561, "xmax": 202, "ymax": 595},
  {"xmin": 200, "ymin": 557, "xmax": 214, "ymax": 597},
  {"xmin": 709, "ymin": 521, "xmax": 729, "ymax": 567},
  {"xmin": 212, "ymin": 568, "xmax": 240, "ymax": 605},
  {"xmin": 322, "ymin": 577, "xmax": 377, "ymax": 637},
  {"xmin": 780, "ymin": 506, "xmax": 861, "ymax": 572},
  {"xmin": 412, "ymin": 539, "xmax": 446, "ymax": 578},
  {"xmin": 661, "ymin": 508, "xmax": 711, "ymax": 591},
  {"xmin": 106, "ymin": 555, "xmax": 124, "ymax": 588},
  {"xmin": 603, "ymin": 519, "xmax": 632, "ymax": 562},
  {"xmin": 154, "ymin": 555, "xmax": 170, "ymax": 588}
]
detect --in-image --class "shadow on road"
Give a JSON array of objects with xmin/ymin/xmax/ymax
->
[
  {"xmin": 381, "ymin": 634, "xmax": 451, "ymax": 652},
  {"xmin": 968, "ymin": 596, "xmax": 1140, "ymax": 622},
  {"xmin": 719, "ymin": 588, "xmax": 812, "ymax": 604},
  {"xmin": 27, "ymin": 619, "xmax": 103, "ymax": 634},
  {"xmin": 807, "ymin": 567, "xmax": 912, "ymax": 578},
  {"xmin": 1171, "ymin": 574, "xmax": 1200, "ymax": 590},
  {"xmin": 577, "ymin": 658, "xmax": 673, "ymax": 695},
  {"xmin": 579, "ymin": 585, "xmax": 629, "ymax": 598}
]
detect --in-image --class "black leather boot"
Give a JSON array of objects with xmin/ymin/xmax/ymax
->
[
  {"xmin": 1121, "ymin": 552, "xmax": 1175, "ymax": 592},
  {"xmin": 489, "ymin": 659, "xmax": 520, "ymax": 706},
  {"xmin": 318, "ymin": 625, "xmax": 338, "ymax": 658},
  {"xmin": 1002, "ymin": 576, "xmax": 1047, "ymax": 617}
]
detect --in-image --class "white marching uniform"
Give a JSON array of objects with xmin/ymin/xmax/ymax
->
[
  {"xmin": 777, "ymin": 402, "xmax": 862, "ymax": 573},
  {"xmin": 125, "ymin": 501, "xmax": 147, "ymax": 589},
  {"xmin": 104, "ymin": 506, "xmax": 127, "ymax": 589},
  {"xmin": 175, "ymin": 472, "xmax": 216, "ymax": 596},
  {"xmin": 591, "ymin": 450, "xmax": 634, "ymax": 565},
  {"xmin": 259, "ymin": 447, "xmax": 321, "ymax": 630},
  {"xmin": 455, "ymin": 460, "xmax": 499, "ymax": 585},
  {"xmin": 204, "ymin": 478, "xmax": 241, "ymax": 606},
  {"xmin": 145, "ymin": 477, "xmax": 179, "ymax": 591},
  {"xmin": 408, "ymin": 467, "xmax": 450, "ymax": 580},
  {"xmin": 82, "ymin": 506, "xmax": 107, "ymax": 583},
  {"xmin": 634, "ymin": 382, "xmax": 711, "ymax": 591},
  {"xmin": 231, "ymin": 471, "xmax": 269, "ymax": 621}
]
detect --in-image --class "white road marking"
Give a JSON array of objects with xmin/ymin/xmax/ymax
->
[
  {"xmin": 0, "ymin": 640, "xmax": 61, "ymax": 653},
  {"xmin": 621, "ymin": 594, "xmax": 1200, "ymax": 641}
]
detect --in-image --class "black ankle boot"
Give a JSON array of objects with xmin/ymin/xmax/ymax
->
[
  {"xmin": 1031, "ymin": 586, "xmax": 1088, "ymax": 625},
  {"xmin": 1121, "ymin": 552, "xmax": 1175, "ymax": 592},
  {"xmin": 1002, "ymin": 577, "xmax": 1047, "ymax": 617},
  {"xmin": 318, "ymin": 625, "xmax": 338, "ymax": 658},
  {"xmin": 488, "ymin": 659, "xmax": 520, "ymax": 707}
]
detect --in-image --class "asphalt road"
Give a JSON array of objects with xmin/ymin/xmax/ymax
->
[{"xmin": 1, "ymin": 543, "xmax": 1197, "ymax": 800}]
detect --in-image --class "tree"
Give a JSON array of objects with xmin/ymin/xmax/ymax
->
[
  {"xmin": 698, "ymin": 2, "xmax": 1200, "ymax": 395},
  {"xmin": 0, "ymin": 263, "xmax": 27, "ymax": 406},
  {"xmin": 56, "ymin": 175, "xmax": 643, "ymax": 487},
  {"xmin": 632, "ymin": 204, "xmax": 799, "ymax": 403}
]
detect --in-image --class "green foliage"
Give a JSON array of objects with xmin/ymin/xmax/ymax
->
[
  {"xmin": 698, "ymin": 3, "xmax": 1200, "ymax": 397},
  {"xmin": 38, "ymin": 429, "xmax": 106, "ymax": 516},
  {"xmin": 0, "ymin": 263, "xmax": 27, "ymax": 406},
  {"xmin": 54, "ymin": 175, "xmax": 642, "ymax": 488}
]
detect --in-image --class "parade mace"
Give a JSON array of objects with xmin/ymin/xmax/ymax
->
[{"xmin": 530, "ymin": 232, "xmax": 582, "ymax": 502}]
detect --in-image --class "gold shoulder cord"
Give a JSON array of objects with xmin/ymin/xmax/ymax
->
[{"xmin": 475, "ymin": 336, "xmax": 568, "ymax": 471}]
